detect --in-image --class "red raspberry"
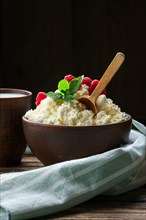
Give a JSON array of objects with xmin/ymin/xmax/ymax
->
[
  {"xmin": 35, "ymin": 92, "xmax": 47, "ymax": 106},
  {"xmin": 89, "ymin": 79, "xmax": 99, "ymax": 95},
  {"xmin": 81, "ymin": 77, "xmax": 92, "ymax": 87},
  {"xmin": 64, "ymin": 74, "xmax": 75, "ymax": 82},
  {"xmin": 89, "ymin": 79, "xmax": 106, "ymax": 95},
  {"xmin": 101, "ymin": 88, "xmax": 106, "ymax": 95},
  {"xmin": 35, "ymin": 99, "xmax": 41, "ymax": 106}
]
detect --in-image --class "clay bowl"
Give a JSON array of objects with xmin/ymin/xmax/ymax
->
[{"xmin": 22, "ymin": 114, "xmax": 132, "ymax": 166}]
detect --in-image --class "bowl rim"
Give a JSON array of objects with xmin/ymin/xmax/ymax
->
[{"xmin": 22, "ymin": 113, "xmax": 132, "ymax": 128}]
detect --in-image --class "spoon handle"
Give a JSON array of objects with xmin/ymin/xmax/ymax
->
[{"xmin": 91, "ymin": 52, "xmax": 125, "ymax": 102}]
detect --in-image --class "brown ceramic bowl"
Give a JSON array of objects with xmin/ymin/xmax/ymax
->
[{"xmin": 22, "ymin": 114, "xmax": 132, "ymax": 166}]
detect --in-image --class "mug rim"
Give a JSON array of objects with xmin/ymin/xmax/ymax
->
[{"xmin": 0, "ymin": 88, "xmax": 32, "ymax": 99}]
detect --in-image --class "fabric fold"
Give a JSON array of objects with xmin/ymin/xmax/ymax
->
[{"xmin": 0, "ymin": 120, "xmax": 146, "ymax": 220}]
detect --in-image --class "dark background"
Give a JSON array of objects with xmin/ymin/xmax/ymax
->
[{"xmin": 0, "ymin": 0, "xmax": 146, "ymax": 123}]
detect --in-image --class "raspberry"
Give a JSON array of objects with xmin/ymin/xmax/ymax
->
[
  {"xmin": 35, "ymin": 92, "xmax": 47, "ymax": 106},
  {"xmin": 81, "ymin": 77, "xmax": 92, "ymax": 87},
  {"xmin": 89, "ymin": 79, "xmax": 106, "ymax": 95},
  {"xmin": 64, "ymin": 74, "xmax": 75, "ymax": 82},
  {"xmin": 89, "ymin": 79, "xmax": 99, "ymax": 95},
  {"xmin": 35, "ymin": 99, "xmax": 41, "ymax": 106},
  {"xmin": 101, "ymin": 88, "xmax": 106, "ymax": 95}
]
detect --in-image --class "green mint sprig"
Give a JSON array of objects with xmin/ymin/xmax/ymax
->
[{"xmin": 47, "ymin": 76, "xmax": 83, "ymax": 101}]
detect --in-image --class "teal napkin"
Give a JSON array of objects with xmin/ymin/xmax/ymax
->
[{"xmin": 0, "ymin": 120, "xmax": 146, "ymax": 220}]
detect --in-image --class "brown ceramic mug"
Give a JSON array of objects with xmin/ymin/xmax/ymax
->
[{"xmin": 0, "ymin": 88, "xmax": 32, "ymax": 166}]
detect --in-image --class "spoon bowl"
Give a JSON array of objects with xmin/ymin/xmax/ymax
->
[
  {"xmin": 78, "ymin": 94, "xmax": 99, "ymax": 114},
  {"xmin": 78, "ymin": 52, "xmax": 125, "ymax": 114}
]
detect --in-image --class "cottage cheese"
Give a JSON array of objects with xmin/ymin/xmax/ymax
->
[{"xmin": 25, "ymin": 86, "xmax": 128, "ymax": 126}]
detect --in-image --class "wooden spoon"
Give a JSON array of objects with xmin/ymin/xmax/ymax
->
[{"xmin": 78, "ymin": 52, "xmax": 125, "ymax": 115}]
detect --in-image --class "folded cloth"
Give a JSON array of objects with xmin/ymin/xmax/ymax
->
[{"xmin": 0, "ymin": 120, "xmax": 146, "ymax": 220}]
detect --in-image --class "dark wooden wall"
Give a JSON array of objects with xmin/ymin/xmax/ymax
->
[{"xmin": 0, "ymin": 0, "xmax": 146, "ymax": 122}]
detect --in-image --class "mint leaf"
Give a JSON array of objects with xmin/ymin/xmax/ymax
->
[
  {"xmin": 58, "ymin": 79, "xmax": 69, "ymax": 92},
  {"xmin": 47, "ymin": 75, "xmax": 83, "ymax": 102},
  {"xmin": 64, "ymin": 94, "xmax": 74, "ymax": 101},
  {"xmin": 47, "ymin": 91, "xmax": 63, "ymax": 100},
  {"xmin": 69, "ymin": 76, "xmax": 82, "ymax": 95}
]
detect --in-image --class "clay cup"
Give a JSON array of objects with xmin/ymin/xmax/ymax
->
[{"xmin": 0, "ymin": 88, "xmax": 32, "ymax": 166}]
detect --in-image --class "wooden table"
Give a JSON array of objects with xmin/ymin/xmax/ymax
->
[{"xmin": 1, "ymin": 155, "xmax": 146, "ymax": 220}]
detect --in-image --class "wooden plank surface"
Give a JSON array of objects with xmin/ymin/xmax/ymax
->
[{"xmin": 0, "ymin": 155, "xmax": 146, "ymax": 220}]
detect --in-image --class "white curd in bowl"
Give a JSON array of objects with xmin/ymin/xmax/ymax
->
[{"xmin": 25, "ymin": 85, "xmax": 128, "ymax": 126}]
